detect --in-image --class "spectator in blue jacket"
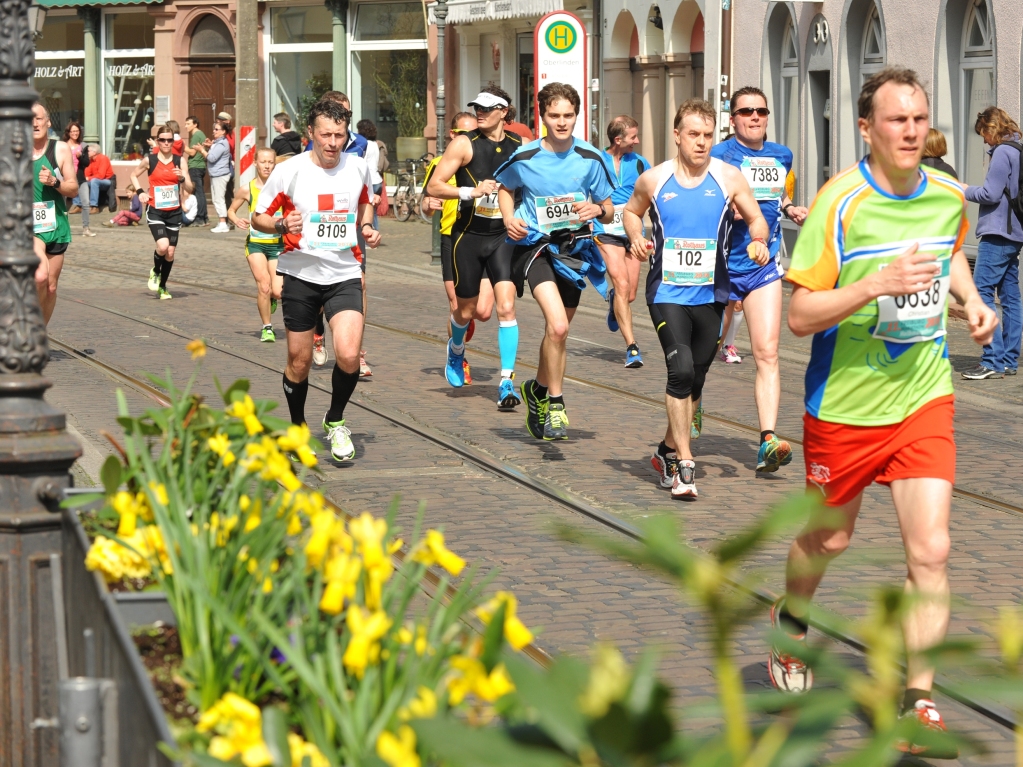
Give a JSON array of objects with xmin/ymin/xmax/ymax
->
[
  {"xmin": 961, "ymin": 107, "xmax": 1023, "ymax": 380},
  {"xmin": 205, "ymin": 120, "xmax": 234, "ymax": 233}
]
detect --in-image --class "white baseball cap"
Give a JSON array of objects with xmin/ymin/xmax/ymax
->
[{"xmin": 467, "ymin": 92, "xmax": 508, "ymax": 110}]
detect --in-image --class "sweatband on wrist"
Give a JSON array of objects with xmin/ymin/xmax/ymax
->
[{"xmin": 458, "ymin": 187, "xmax": 474, "ymax": 201}]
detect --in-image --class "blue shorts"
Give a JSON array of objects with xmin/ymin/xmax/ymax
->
[{"xmin": 729, "ymin": 260, "xmax": 784, "ymax": 302}]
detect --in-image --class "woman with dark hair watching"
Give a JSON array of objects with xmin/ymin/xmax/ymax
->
[
  {"xmin": 63, "ymin": 120, "xmax": 95, "ymax": 236},
  {"xmin": 205, "ymin": 119, "xmax": 234, "ymax": 233},
  {"xmin": 921, "ymin": 128, "xmax": 958, "ymax": 180},
  {"xmin": 961, "ymin": 107, "xmax": 1023, "ymax": 379}
]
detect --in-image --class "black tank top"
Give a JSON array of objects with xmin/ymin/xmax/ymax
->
[{"xmin": 453, "ymin": 128, "xmax": 522, "ymax": 235}]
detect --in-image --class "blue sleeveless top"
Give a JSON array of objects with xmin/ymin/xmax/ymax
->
[{"xmin": 646, "ymin": 158, "xmax": 732, "ymax": 306}]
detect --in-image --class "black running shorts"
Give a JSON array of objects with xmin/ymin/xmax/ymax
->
[
  {"xmin": 450, "ymin": 229, "xmax": 514, "ymax": 299},
  {"xmin": 441, "ymin": 233, "xmax": 454, "ymax": 282},
  {"xmin": 648, "ymin": 302, "xmax": 724, "ymax": 401},
  {"xmin": 146, "ymin": 207, "xmax": 182, "ymax": 247},
  {"xmin": 594, "ymin": 233, "xmax": 630, "ymax": 249},
  {"xmin": 281, "ymin": 274, "xmax": 363, "ymax": 332},
  {"xmin": 512, "ymin": 244, "xmax": 582, "ymax": 309},
  {"xmin": 44, "ymin": 240, "xmax": 69, "ymax": 256}
]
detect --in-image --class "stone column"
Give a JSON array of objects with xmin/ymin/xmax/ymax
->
[
  {"xmin": 326, "ymin": 0, "xmax": 349, "ymax": 93},
  {"xmin": 77, "ymin": 7, "xmax": 101, "ymax": 145},
  {"xmin": 636, "ymin": 55, "xmax": 665, "ymax": 165},
  {"xmin": 0, "ymin": 2, "xmax": 83, "ymax": 764},
  {"xmin": 663, "ymin": 53, "xmax": 693, "ymax": 160}
]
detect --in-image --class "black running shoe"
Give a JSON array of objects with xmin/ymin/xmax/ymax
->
[
  {"xmin": 543, "ymin": 402, "xmax": 569, "ymax": 440},
  {"xmin": 961, "ymin": 365, "xmax": 1002, "ymax": 379},
  {"xmin": 521, "ymin": 379, "xmax": 548, "ymax": 439}
]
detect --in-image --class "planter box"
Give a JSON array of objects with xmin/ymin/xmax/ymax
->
[
  {"xmin": 114, "ymin": 591, "xmax": 177, "ymax": 629},
  {"xmin": 62, "ymin": 509, "xmax": 179, "ymax": 766}
]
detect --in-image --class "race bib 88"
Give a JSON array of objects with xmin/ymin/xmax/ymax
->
[{"xmin": 33, "ymin": 201, "xmax": 56, "ymax": 234}]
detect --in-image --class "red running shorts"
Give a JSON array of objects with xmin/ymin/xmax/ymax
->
[{"xmin": 802, "ymin": 394, "xmax": 955, "ymax": 507}]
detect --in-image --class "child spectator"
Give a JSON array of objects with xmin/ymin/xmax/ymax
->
[{"xmin": 104, "ymin": 184, "xmax": 142, "ymax": 227}]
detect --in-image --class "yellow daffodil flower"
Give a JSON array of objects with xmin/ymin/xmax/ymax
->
[
  {"xmin": 412, "ymin": 530, "xmax": 466, "ymax": 576},
  {"xmin": 197, "ymin": 693, "xmax": 272, "ymax": 767},
  {"xmin": 286, "ymin": 512, "xmax": 302, "ymax": 536},
  {"xmin": 262, "ymin": 577, "xmax": 273, "ymax": 594},
  {"xmin": 277, "ymin": 424, "xmax": 317, "ymax": 468},
  {"xmin": 398, "ymin": 686, "xmax": 437, "ymax": 721},
  {"xmin": 186, "ymin": 339, "xmax": 207, "ymax": 359},
  {"xmin": 287, "ymin": 733, "xmax": 329, "ymax": 767},
  {"xmin": 304, "ymin": 509, "xmax": 351, "ymax": 571},
  {"xmin": 349, "ymin": 512, "xmax": 388, "ymax": 569},
  {"xmin": 84, "ymin": 534, "xmax": 152, "ymax": 582},
  {"xmin": 578, "ymin": 645, "xmax": 630, "ymax": 717},
  {"xmin": 208, "ymin": 433, "xmax": 236, "ymax": 466},
  {"xmin": 376, "ymin": 725, "xmax": 420, "ymax": 767},
  {"xmin": 226, "ymin": 394, "xmax": 264, "ymax": 436},
  {"xmin": 148, "ymin": 482, "xmax": 169, "ymax": 506},
  {"xmin": 260, "ymin": 450, "xmax": 302, "ymax": 492},
  {"xmin": 111, "ymin": 490, "xmax": 152, "ymax": 536},
  {"xmin": 141, "ymin": 526, "xmax": 173, "ymax": 575},
  {"xmin": 475, "ymin": 592, "xmax": 534, "ymax": 650},
  {"xmin": 319, "ymin": 552, "xmax": 361, "ymax": 615},
  {"xmin": 446, "ymin": 656, "xmax": 515, "ymax": 705},
  {"xmin": 343, "ymin": 606, "xmax": 392, "ymax": 678}
]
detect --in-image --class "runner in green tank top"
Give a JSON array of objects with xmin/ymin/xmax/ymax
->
[
  {"xmin": 768, "ymin": 68, "xmax": 997, "ymax": 758},
  {"xmin": 32, "ymin": 102, "xmax": 78, "ymax": 324},
  {"xmin": 228, "ymin": 147, "xmax": 283, "ymax": 342}
]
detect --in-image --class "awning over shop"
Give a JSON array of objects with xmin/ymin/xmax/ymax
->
[
  {"xmin": 36, "ymin": 0, "xmax": 158, "ymax": 7},
  {"xmin": 428, "ymin": 0, "xmax": 563, "ymax": 25}
]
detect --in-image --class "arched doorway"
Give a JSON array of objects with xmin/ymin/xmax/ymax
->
[{"xmin": 187, "ymin": 14, "xmax": 236, "ymax": 134}]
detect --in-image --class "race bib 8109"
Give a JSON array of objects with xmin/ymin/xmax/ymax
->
[{"xmin": 303, "ymin": 212, "xmax": 357, "ymax": 251}]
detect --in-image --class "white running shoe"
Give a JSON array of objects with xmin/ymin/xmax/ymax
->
[
  {"xmin": 322, "ymin": 414, "xmax": 355, "ymax": 461},
  {"xmin": 210, "ymin": 222, "xmax": 230, "ymax": 233},
  {"xmin": 720, "ymin": 344, "xmax": 742, "ymax": 364},
  {"xmin": 312, "ymin": 334, "xmax": 328, "ymax": 366},
  {"xmin": 671, "ymin": 460, "xmax": 697, "ymax": 498},
  {"xmin": 768, "ymin": 599, "xmax": 813, "ymax": 693}
]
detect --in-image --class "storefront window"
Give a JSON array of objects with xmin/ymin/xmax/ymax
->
[
  {"xmin": 270, "ymin": 51, "xmax": 334, "ymax": 126},
  {"xmin": 272, "ymin": 5, "xmax": 333, "ymax": 44},
  {"xmin": 103, "ymin": 12, "xmax": 156, "ymax": 159},
  {"xmin": 352, "ymin": 49, "xmax": 426, "ymax": 160},
  {"xmin": 35, "ymin": 14, "xmax": 85, "ymax": 135},
  {"xmin": 354, "ymin": 2, "xmax": 426, "ymax": 41}
]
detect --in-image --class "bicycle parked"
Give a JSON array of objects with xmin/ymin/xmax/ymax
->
[{"xmin": 392, "ymin": 152, "xmax": 434, "ymax": 222}]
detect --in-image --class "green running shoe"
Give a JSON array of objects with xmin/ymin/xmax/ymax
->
[
  {"xmin": 158, "ymin": 288, "xmax": 173, "ymax": 300},
  {"xmin": 521, "ymin": 379, "xmax": 548, "ymax": 439},
  {"xmin": 148, "ymin": 268, "xmax": 160, "ymax": 292},
  {"xmin": 690, "ymin": 405, "xmax": 704, "ymax": 440},
  {"xmin": 322, "ymin": 414, "xmax": 355, "ymax": 461},
  {"xmin": 756, "ymin": 435, "xmax": 793, "ymax": 473},
  {"xmin": 543, "ymin": 402, "xmax": 569, "ymax": 440},
  {"xmin": 261, "ymin": 326, "xmax": 276, "ymax": 343}
]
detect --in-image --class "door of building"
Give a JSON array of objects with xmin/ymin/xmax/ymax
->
[{"xmin": 188, "ymin": 64, "xmax": 236, "ymax": 135}]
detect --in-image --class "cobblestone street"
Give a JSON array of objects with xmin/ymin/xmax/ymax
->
[{"xmin": 46, "ymin": 213, "xmax": 1023, "ymax": 764}]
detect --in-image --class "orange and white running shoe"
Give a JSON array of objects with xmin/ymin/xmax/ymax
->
[{"xmin": 768, "ymin": 599, "xmax": 813, "ymax": 693}]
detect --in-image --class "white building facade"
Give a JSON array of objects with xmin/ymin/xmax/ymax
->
[{"xmin": 733, "ymin": 0, "xmax": 1023, "ymax": 255}]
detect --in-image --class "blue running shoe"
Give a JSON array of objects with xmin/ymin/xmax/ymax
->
[
  {"xmin": 607, "ymin": 288, "xmax": 619, "ymax": 333},
  {"xmin": 445, "ymin": 339, "xmax": 465, "ymax": 387},
  {"xmin": 625, "ymin": 344, "xmax": 643, "ymax": 368},
  {"xmin": 497, "ymin": 377, "xmax": 521, "ymax": 410},
  {"xmin": 756, "ymin": 435, "xmax": 793, "ymax": 473}
]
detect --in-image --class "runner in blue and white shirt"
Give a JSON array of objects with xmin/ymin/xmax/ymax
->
[
  {"xmin": 709, "ymin": 86, "xmax": 808, "ymax": 473},
  {"xmin": 494, "ymin": 82, "xmax": 616, "ymax": 442},
  {"xmin": 593, "ymin": 115, "xmax": 652, "ymax": 368}
]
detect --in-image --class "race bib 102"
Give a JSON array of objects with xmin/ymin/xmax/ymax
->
[
  {"xmin": 535, "ymin": 193, "xmax": 585, "ymax": 234},
  {"xmin": 873, "ymin": 255, "xmax": 951, "ymax": 343},
  {"xmin": 662, "ymin": 238, "xmax": 716, "ymax": 286},
  {"xmin": 153, "ymin": 184, "xmax": 180, "ymax": 210},
  {"xmin": 33, "ymin": 201, "xmax": 56, "ymax": 234},
  {"xmin": 303, "ymin": 212, "xmax": 357, "ymax": 251},
  {"xmin": 740, "ymin": 157, "xmax": 785, "ymax": 201}
]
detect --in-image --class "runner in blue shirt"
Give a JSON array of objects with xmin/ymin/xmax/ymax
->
[
  {"xmin": 593, "ymin": 115, "xmax": 652, "ymax": 368},
  {"xmin": 624, "ymin": 98, "xmax": 768, "ymax": 498},
  {"xmin": 494, "ymin": 82, "xmax": 616, "ymax": 441},
  {"xmin": 709, "ymin": 86, "xmax": 808, "ymax": 473}
]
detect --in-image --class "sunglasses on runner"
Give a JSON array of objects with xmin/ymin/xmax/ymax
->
[
  {"xmin": 473, "ymin": 105, "xmax": 503, "ymax": 114},
  {"xmin": 157, "ymin": 137, "xmax": 174, "ymax": 143},
  {"xmin": 732, "ymin": 107, "xmax": 770, "ymax": 117}
]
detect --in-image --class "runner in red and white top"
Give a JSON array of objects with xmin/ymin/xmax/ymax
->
[
  {"xmin": 129, "ymin": 125, "xmax": 194, "ymax": 300},
  {"xmin": 252, "ymin": 98, "xmax": 380, "ymax": 462}
]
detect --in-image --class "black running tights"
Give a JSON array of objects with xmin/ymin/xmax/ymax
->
[{"xmin": 649, "ymin": 302, "xmax": 724, "ymax": 401}]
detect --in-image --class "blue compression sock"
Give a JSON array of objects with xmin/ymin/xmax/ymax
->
[
  {"xmin": 498, "ymin": 319, "xmax": 519, "ymax": 378},
  {"xmin": 450, "ymin": 315, "xmax": 469, "ymax": 354}
]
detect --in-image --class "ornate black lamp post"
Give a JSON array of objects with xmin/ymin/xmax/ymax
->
[
  {"xmin": 430, "ymin": 0, "xmax": 448, "ymax": 266},
  {"xmin": 0, "ymin": 1, "xmax": 83, "ymax": 762}
]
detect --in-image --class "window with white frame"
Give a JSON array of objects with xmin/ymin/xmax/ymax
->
[
  {"xmin": 860, "ymin": 5, "xmax": 885, "ymax": 83},
  {"xmin": 349, "ymin": 2, "xmax": 428, "ymax": 162},
  {"xmin": 779, "ymin": 18, "xmax": 799, "ymax": 153},
  {"xmin": 960, "ymin": 0, "xmax": 994, "ymax": 248},
  {"xmin": 102, "ymin": 11, "xmax": 155, "ymax": 160},
  {"xmin": 265, "ymin": 5, "xmax": 334, "ymax": 129},
  {"xmin": 34, "ymin": 12, "xmax": 85, "ymax": 138}
]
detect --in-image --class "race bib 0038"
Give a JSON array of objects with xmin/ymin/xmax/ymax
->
[
  {"xmin": 153, "ymin": 184, "xmax": 179, "ymax": 210},
  {"xmin": 535, "ymin": 193, "xmax": 585, "ymax": 234},
  {"xmin": 303, "ymin": 212, "xmax": 357, "ymax": 251},
  {"xmin": 740, "ymin": 157, "xmax": 784, "ymax": 201},
  {"xmin": 873, "ymin": 254, "xmax": 951, "ymax": 343},
  {"xmin": 33, "ymin": 200, "xmax": 56, "ymax": 234},
  {"xmin": 662, "ymin": 238, "xmax": 716, "ymax": 286}
]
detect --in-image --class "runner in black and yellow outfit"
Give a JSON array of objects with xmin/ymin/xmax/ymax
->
[
  {"xmin": 229, "ymin": 147, "xmax": 284, "ymax": 342},
  {"xmin": 32, "ymin": 102, "xmax": 78, "ymax": 324},
  {"xmin": 422, "ymin": 111, "xmax": 490, "ymax": 383}
]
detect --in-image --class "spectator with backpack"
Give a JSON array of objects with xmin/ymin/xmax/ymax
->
[{"xmin": 961, "ymin": 106, "xmax": 1023, "ymax": 380}]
